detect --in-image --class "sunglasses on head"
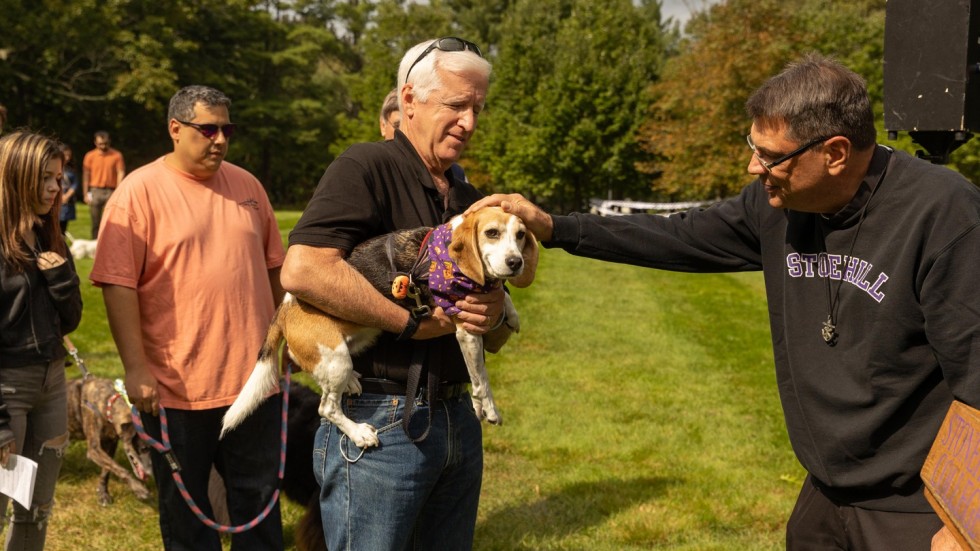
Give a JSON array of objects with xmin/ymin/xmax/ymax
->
[
  {"xmin": 176, "ymin": 119, "xmax": 237, "ymax": 140},
  {"xmin": 405, "ymin": 37, "xmax": 483, "ymax": 81}
]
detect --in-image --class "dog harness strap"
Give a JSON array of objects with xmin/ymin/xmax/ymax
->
[
  {"xmin": 105, "ymin": 393, "xmax": 121, "ymax": 421},
  {"xmin": 401, "ymin": 345, "xmax": 435, "ymax": 442},
  {"xmin": 385, "ymin": 230, "xmax": 434, "ymax": 285}
]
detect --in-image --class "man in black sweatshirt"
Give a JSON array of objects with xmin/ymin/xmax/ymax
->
[{"xmin": 469, "ymin": 53, "xmax": 980, "ymax": 550}]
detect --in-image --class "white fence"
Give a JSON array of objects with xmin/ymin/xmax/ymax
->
[{"xmin": 588, "ymin": 198, "xmax": 715, "ymax": 216}]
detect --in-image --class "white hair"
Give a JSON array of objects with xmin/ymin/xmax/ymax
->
[{"xmin": 396, "ymin": 38, "xmax": 491, "ymax": 110}]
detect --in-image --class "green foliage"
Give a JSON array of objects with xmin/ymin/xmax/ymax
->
[
  {"xmin": 2, "ymin": 0, "xmax": 975, "ymax": 212},
  {"xmin": 641, "ymin": 0, "xmax": 888, "ymax": 199},
  {"xmin": 0, "ymin": 0, "xmax": 357, "ymax": 206},
  {"xmin": 473, "ymin": 0, "xmax": 667, "ymax": 212}
]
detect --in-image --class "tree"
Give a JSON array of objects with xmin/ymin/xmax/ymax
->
[
  {"xmin": 0, "ymin": 0, "xmax": 362, "ymax": 206},
  {"xmin": 639, "ymin": 0, "xmax": 887, "ymax": 200},
  {"xmin": 472, "ymin": 0, "xmax": 667, "ymax": 212}
]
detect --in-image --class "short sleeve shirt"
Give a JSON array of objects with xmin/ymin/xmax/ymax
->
[{"xmin": 90, "ymin": 157, "xmax": 285, "ymax": 409}]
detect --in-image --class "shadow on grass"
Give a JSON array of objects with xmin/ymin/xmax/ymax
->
[{"xmin": 479, "ymin": 475, "xmax": 676, "ymax": 543}]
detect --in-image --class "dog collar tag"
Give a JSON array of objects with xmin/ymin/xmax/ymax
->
[{"xmin": 391, "ymin": 275, "xmax": 410, "ymax": 300}]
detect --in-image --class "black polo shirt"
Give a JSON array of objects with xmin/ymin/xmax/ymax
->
[{"xmin": 289, "ymin": 131, "xmax": 483, "ymax": 382}]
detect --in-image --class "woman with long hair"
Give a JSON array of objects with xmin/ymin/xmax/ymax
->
[{"xmin": 0, "ymin": 131, "xmax": 82, "ymax": 550}]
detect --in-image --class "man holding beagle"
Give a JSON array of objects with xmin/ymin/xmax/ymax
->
[
  {"xmin": 281, "ymin": 38, "xmax": 509, "ymax": 550},
  {"xmin": 470, "ymin": 54, "xmax": 980, "ymax": 551}
]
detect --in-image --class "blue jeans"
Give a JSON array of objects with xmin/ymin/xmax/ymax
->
[
  {"xmin": 313, "ymin": 391, "xmax": 483, "ymax": 551},
  {"xmin": 0, "ymin": 359, "xmax": 68, "ymax": 551},
  {"xmin": 140, "ymin": 395, "xmax": 283, "ymax": 551}
]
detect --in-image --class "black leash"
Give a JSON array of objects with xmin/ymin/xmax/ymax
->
[{"xmin": 384, "ymin": 231, "xmax": 440, "ymax": 442}]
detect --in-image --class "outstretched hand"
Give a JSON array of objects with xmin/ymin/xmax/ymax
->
[{"xmin": 465, "ymin": 194, "xmax": 554, "ymax": 242}]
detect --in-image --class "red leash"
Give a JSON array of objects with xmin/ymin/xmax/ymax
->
[{"xmin": 129, "ymin": 368, "xmax": 290, "ymax": 533}]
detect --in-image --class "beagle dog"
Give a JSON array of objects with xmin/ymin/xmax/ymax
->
[{"xmin": 221, "ymin": 206, "xmax": 537, "ymax": 448}]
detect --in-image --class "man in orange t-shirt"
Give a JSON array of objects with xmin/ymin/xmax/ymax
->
[
  {"xmin": 81, "ymin": 131, "xmax": 125, "ymax": 238},
  {"xmin": 91, "ymin": 85, "xmax": 285, "ymax": 550}
]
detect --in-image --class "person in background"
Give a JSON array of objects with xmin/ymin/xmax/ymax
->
[
  {"xmin": 469, "ymin": 53, "xmax": 980, "ymax": 551},
  {"xmin": 379, "ymin": 87, "xmax": 401, "ymax": 140},
  {"xmin": 57, "ymin": 144, "xmax": 80, "ymax": 235},
  {"xmin": 91, "ymin": 85, "xmax": 285, "ymax": 551},
  {"xmin": 282, "ymin": 37, "xmax": 507, "ymax": 550},
  {"xmin": 81, "ymin": 131, "xmax": 125, "ymax": 239},
  {"xmin": 0, "ymin": 131, "xmax": 83, "ymax": 550}
]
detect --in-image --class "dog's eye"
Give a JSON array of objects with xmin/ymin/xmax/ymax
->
[
  {"xmin": 516, "ymin": 230, "xmax": 526, "ymax": 240},
  {"xmin": 484, "ymin": 228, "xmax": 500, "ymax": 239}
]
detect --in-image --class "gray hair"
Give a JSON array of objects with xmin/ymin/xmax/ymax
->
[
  {"xmin": 396, "ymin": 39, "xmax": 491, "ymax": 110},
  {"xmin": 380, "ymin": 87, "xmax": 399, "ymax": 124},
  {"xmin": 167, "ymin": 85, "xmax": 231, "ymax": 122},
  {"xmin": 746, "ymin": 53, "xmax": 876, "ymax": 149}
]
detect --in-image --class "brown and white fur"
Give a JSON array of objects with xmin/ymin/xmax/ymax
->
[
  {"xmin": 221, "ymin": 206, "xmax": 537, "ymax": 448},
  {"xmin": 67, "ymin": 376, "xmax": 153, "ymax": 505}
]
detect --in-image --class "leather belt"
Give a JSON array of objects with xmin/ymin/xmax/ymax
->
[{"xmin": 359, "ymin": 378, "xmax": 468, "ymax": 400}]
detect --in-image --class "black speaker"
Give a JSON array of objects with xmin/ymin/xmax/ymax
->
[{"xmin": 884, "ymin": 0, "xmax": 980, "ymax": 160}]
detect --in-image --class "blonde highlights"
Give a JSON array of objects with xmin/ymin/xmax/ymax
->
[{"xmin": 0, "ymin": 131, "xmax": 66, "ymax": 270}]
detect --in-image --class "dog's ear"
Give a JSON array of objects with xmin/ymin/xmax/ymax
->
[
  {"xmin": 510, "ymin": 230, "xmax": 538, "ymax": 288},
  {"xmin": 449, "ymin": 214, "xmax": 485, "ymax": 286}
]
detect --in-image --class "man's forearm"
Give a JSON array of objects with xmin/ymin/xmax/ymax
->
[{"xmin": 281, "ymin": 244, "xmax": 409, "ymax": 334}]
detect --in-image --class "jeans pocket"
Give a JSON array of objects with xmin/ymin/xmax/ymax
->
[{"xmin": 344, "ymin": 396, "xmax": 405, "ymax": 435}]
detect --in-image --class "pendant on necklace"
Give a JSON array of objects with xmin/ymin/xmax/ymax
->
[{"xmin": 821, "ymin": 316, "xmax": 838, "ymax": 347}]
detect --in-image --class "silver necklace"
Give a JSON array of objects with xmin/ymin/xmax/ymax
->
[{"xmin": 820, "ymin": 152, "xmax": 888, "ymax": 347}]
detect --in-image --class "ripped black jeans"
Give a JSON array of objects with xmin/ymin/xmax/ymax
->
[{"xmin": 0, "ymin": 358, "xmax": 68, "ymax": 551}]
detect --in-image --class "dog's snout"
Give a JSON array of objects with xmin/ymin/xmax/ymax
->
[{"xmin": 506, "ymin": 255, "xmax": 523, "ymax": 273}]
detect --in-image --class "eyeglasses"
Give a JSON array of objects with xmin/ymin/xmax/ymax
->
[
  {"xmin": 405, "ymin": 37, "xmax": 483, "ymax": 81},
  {"xmin": 176, "ymin": 119, "xmax": 237, "ymax": 140},
  {"xmin": 746, "ymin": 134, "xmax": 828, "ymax": 172}
]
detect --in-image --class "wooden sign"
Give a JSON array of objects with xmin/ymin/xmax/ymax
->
[{"xmin": 921, "ymin": 401, "xmax": 980, "ymax": 551}]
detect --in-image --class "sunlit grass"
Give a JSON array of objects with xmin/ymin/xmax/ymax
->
[{"xmin": 45, "ymin": 206, "xmax": 803, "ymax": 550}]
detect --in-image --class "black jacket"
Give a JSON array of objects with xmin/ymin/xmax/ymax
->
[{"xmin": 0, "ymin": 232, "xmax": 83, "ymax": 446}]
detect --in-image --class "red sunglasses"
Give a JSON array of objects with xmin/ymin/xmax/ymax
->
[{"xmin": 176, "ymin": 119, "xmax": 237, "ymax": 140}]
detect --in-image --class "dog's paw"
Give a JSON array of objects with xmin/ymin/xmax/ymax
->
[
  {"xmin": 472, "ymin": 397, "xmax": 502, "ymax": 426},
  {"xmin": 131, "ymin": 483, "xmax": 151, "ymax": 500},
  {"xmin": 348, "ymin": 423, "xmax": 379, "ymax": 448},
  {"xmin": 346, "ymin": 374, "xmax": 363, "ymax": 396}
]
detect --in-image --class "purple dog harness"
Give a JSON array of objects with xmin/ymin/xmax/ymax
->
[{"xmin": 426, "ymin": 223, "xmax": 498, "ymax": 315}]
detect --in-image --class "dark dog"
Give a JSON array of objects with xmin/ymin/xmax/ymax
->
[
  {"xmin": 207, "ymin": 382, "xmax": 325, "ymax": 551},
  {"xmin": 67, "ymin": 376, "xmax": 153, "ymax": 505},
  {"xmin": 283, "ymin": 382, "xmax": 326, "ymax": 551}
]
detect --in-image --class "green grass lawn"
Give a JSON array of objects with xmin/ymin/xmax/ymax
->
[{"xmin": 45, "ymin": 205, "xmax": 804, "ymax": 550}]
